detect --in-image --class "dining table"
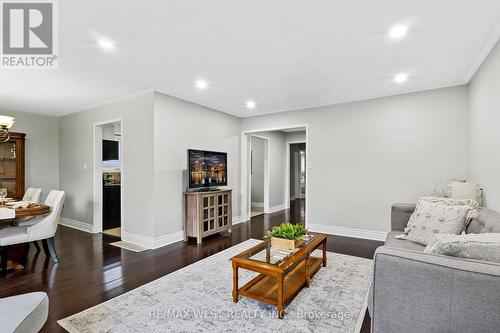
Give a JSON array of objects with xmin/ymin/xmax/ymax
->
[
  {"xmin": 0, "ymin": 202, "xmax": 51, "ymax": 271},
  {"xmin": 0, "ymin": 203, "xmax": 51, "ymax": 219}
]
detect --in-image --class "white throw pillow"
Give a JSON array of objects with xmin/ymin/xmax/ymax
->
[
  {"xmin": 425, "ymin": 233, "xmax": 500, "ymax": 263},
  {"xmin": 397, "ymin": 200, "xmax": 471, "ymax": 245},
  {"xmin": 415, "ymin": 197, "xmax": 479, "ymax": 221}
]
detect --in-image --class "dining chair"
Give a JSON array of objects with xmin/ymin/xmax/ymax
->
[
  {"xmin": 0, "ymin": 190, "xmax": 65, "ymax": 274},
  {"xmin": 22, "ymin": 187, "xmax": 42, "ymax": 203},
  {"xmin": 18, "ymin": 187, "xmax": 44, "ymax": 229}
]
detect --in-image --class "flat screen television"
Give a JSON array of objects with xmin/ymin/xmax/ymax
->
[{"xmin": 188, "ymin": 149, "xmax": 227, "ymax": 189}]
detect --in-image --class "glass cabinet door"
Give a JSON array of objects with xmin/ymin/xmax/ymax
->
[
  {"xmin": 201, "ymin": 194, "xmax": 217, "ymax": 234},
  {"xmin": 217, "ymin": 193, "xmax": 230, "ymax": 228},
  {"xmin": 0, "ymin": 141, "xmax": 17, "ymax": 197}
]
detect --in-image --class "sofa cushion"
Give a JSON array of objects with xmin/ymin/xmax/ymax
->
[
  {"xmin": 425, "ymin": 233, "xmax": 500, "ymax": 263},
  {"xmin": 385, "ymin": 232, "xmax": 426, "ymax": 252},
  {"xmin": 0, "ymin": 292, "xmax": 48, "ymax": 333},
  {"xmin": 466, "ymin": 208, "xmax": 500, "ymax": 234}
]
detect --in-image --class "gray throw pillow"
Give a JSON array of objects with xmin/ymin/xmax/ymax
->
[
  {"xmin": 397, "ymin": 197, "xmax": 478, "ymax": 245},
  {"xmin": 397, "ymin": 201, "xmax": 470, "ymax": 245},
  {"xmin": 425, "ymin": 233, "xmax": 500, "ymax": 263}
]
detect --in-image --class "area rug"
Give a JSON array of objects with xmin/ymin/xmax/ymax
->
[
  {"xmin": 109, "ymin": 240, "xmax": 147, "ymax": 252},
  {"xmin": 58, "ymin": 239, "xmax": 373, "ymax": 333}
]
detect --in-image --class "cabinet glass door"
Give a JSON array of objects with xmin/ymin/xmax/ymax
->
[
  {"xmin": 0, "ymin": 141, "xmax": 17, "ymax": 197},
  {"xmin": 217, "ymin": 193, "xmax": 230, "ymax": 228},
  {"xmin": 202, "ymin": 195, "xmax": 216, "ymax": 233}
]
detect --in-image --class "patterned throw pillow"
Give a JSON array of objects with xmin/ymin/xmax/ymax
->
[
  {"xmin": 397, "ymin": 198, "xmax": 477, "ymax": 245},
  {"xmin": 415, "ymin": 197, "xmax": 479, "ymax": 222},
  {"xmin": 425, "ymin": 233, "xmax": 500, "ymax": 263}
]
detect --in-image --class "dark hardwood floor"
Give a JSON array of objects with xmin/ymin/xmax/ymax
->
[{"xmin": 0, "ymin": 199, "xmax": 382, "ymax": 332}]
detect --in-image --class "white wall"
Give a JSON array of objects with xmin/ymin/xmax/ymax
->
[
  {"xmin": 59, "ymin": 91, "xmax": 155, "ymax": 238},
  {"xmin": 153, "ymin": 92, "xmax": 241, "ymax": 237},
  {"xmin": 285, "ymin": 131, "xmax": 306, "ymax": 143},
  {"xmin": 251, "ymin": 136, "xmax": 265, "ymax": 204},
  {"xmin": 48, "ymin": 83, "xmax": 473, "ymax": 241},
  {"xmin": 6, "ymin": 75, "xmax": 479, "ymax": 244},
  {"xmin": 1, "ymin": 110, "xmax": 59, "ymax": 201},
  {"xmin": 469, "ymin": 39, "xmax": 500, "ymax": 211},
  {"xmin": 242, "ymin": 86, "xmax": 469, "ymax": 233}
]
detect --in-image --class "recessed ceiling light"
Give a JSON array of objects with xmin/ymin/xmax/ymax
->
[
  {"xmin": 195, "ymin": 80, "xmax": 208, "ymax": 90},
  {"xmin": 394, "ymin": 72, "xmax": 408, "ymax": 83},
  {"xmin": 246, "ymin": 101, "xmax": 256, "ymax": 109},
  {"xmin": 389, "ymin": 25, "xmax": 408, "ymax": 40},
  {"xmin": 97, "ymin": 38, "xmax": 115, "ymax": 50}
]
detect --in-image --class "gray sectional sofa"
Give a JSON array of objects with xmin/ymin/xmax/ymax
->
[{"xmin": 371, "ymin": 204, "xmax": 500, "ymax": 333}]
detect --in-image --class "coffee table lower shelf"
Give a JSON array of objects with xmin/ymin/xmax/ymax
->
[{"xmin": 238, "ymin": 256, "xmax": 323, "ymax": 310}]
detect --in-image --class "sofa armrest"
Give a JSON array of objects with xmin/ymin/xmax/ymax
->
[
  {"xmin": 372, "ymin": 246, "xmax": 500, "ymax": 333},
  {"xmin": 391, "ymin": 203, "xmax": 415, "ymax": 232}
]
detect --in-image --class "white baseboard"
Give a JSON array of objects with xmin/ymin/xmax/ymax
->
[
  {"xmin": 265, "ymin": 204, "xmax": 285, "ymax": 214},
  {"xmin": 241, "ymin": 213, "xmax": 251, "ymax": 223},
  {"xmin": 60, "ymin": 217, "xmax": 184, "ymax": 249},
  {"xmin": 251, "ymin": 202, "xmax": 264, "ymax": 208},
  {"xmin": 307, "ymin": 223, "xmax": 387, "ymax": 241},
  {"xmin": 60, "ymin": 218, "xmax": 98, "ymax": 234},
  {"xmin": 121, "ymin": 231, "xmax": 153, "ymax": 248},
  {"xmin": 153, "ymin": 231, "xmax": 184, "ymax": 249},
  {"xmin": 232, "ymin": 215, "xmax": 244, "ymax": 225},
  {"xmin": 121, "ymin": 230, "xmax": 184, "ymax": 249}
]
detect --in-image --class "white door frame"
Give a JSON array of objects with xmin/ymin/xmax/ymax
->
[
  {"xmin": 241, "ymin": 125, "xmax": 309, "ymax": 227},
  {"xmin": 285, "ymin": 140, "xmax": 306, "ymax": 208},
  {"xmin": 249, "ymin": 135, "xmax": 270, "ymax": 214},
  {"xmin": 93, "ymin": 118, "xmax": 124, "ymax": 234}
]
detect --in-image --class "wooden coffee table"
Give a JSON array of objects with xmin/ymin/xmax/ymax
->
[{"xmin": 231, "ymin": 233, "xmax": 327, "ymax": 318}]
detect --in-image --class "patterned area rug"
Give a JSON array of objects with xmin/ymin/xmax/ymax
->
[{"xmin": 58, "ymin": 239, "xmax": 373, "ymax": 333}]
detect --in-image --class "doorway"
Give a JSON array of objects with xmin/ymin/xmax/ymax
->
[
  {"xmin": 250, "ymin": 136, "xmax": 267, "ymax": 217},
  {"xmin": 241, "ymin": 125, "xmax": 308, "ymax": 224},
  {"xmin": 288, "ymin": 142, "xmax": 306, "ymax": 221},
  {"xmin": 93, "ymin": 119, "xmax": 123, "ymax": 239}
]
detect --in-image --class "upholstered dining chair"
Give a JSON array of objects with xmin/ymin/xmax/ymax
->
[
  {"xmin": 18, "ymin": 188, "xmax": 44, "ymax": 231},
  {"xmin": 0, "ymin": 190, "xmax": 65, "ymax": 274},
  {"xmin": 22, "ymin": 187, "xmax": 42, "ymax": 203}
]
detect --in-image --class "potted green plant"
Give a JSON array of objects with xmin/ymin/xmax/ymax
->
[{"xmin": 265, "ymin": 223, "xmax": 307, "ymax": 250}]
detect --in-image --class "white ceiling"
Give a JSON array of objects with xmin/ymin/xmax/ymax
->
[{"xmin": 1, "ymin": 0, "xmax": 500, "ymax": 117}]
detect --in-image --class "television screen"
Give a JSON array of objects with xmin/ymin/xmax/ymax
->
[{"xmin": 188, "ymin": 149, "xmax": 227, "ymax": 189}]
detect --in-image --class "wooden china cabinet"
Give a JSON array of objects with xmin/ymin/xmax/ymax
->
[{"xmin": 0, "ymin": 132, "xmax": 25, "ymax": 199}]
